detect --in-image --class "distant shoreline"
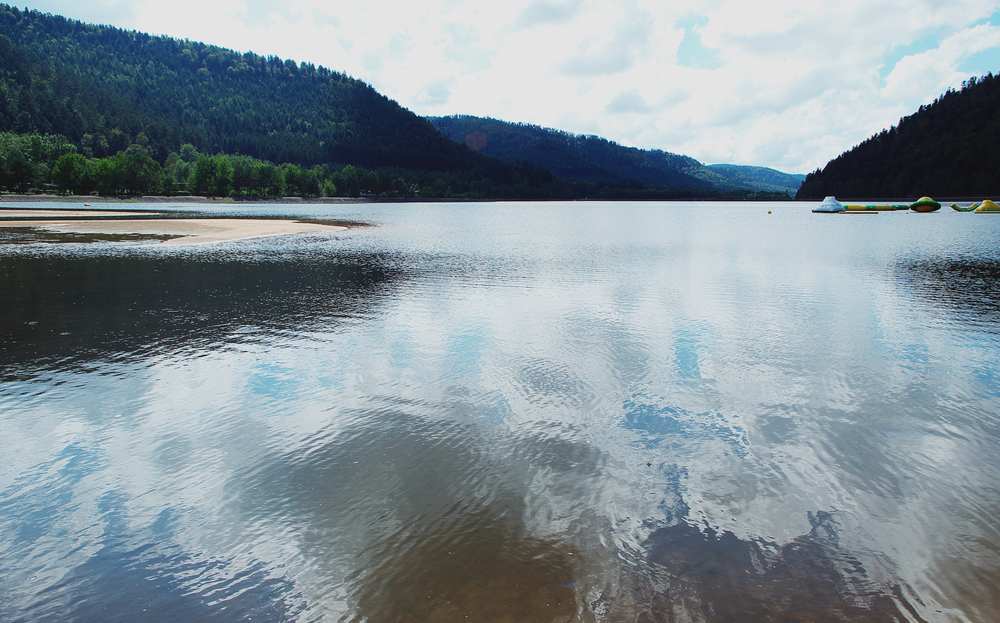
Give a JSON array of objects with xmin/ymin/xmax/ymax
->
[
  {"xmin": 0, "ymin": 194, "xmax": 372, "ymax": 204},
  {"xmin": 0, "ymin": 194, "xmax": 531, "ymax": 204},
  {"xmin": 0, "ymin": 194, "xmax": 795, "ymax": 204},
  {"xmin": 6, "ymin": 194, "xmax": 993, "ymax": 204}
]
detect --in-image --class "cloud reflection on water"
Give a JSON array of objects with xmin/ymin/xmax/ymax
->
[
  {"xmin": 3, "ymin": 204, "xmax": 1000, "ymax": 622},
  {"xmin": 224, "ymin": 396, "xmax": 616, "ymax": 621}
]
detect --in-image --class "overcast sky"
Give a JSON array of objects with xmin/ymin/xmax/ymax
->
[{"xmin": 18, "ymin": 0, "xmax": 1000, "ymax": 173}]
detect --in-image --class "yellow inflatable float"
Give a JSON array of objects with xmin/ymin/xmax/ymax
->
[
  {"xmin": 909, "ymin": 197, "xmax": 941, "ymax": 212},
  {"xmin": 975, "ymin": 199, "xmax": 1000, "ymax": 213},
  {"xmin": 842, "ymin": 197, "xmax": 940, "ymax": 212},
  {"xmin": 816, "ymin": 196, "xmax": 945, "ymax": 213}
]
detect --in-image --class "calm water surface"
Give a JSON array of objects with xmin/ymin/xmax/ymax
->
[{"xmin": 1, "ymin": 201, "xmax": 999, "ymax": 622}]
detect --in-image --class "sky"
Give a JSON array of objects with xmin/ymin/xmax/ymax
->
[{"xmin": 16, "ymin": 0, "xmax": 1000, "ymax": 173}]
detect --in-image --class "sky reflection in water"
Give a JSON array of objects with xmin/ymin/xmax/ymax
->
[{"xmin": 1, "ymin": 202, "xmax": 999, "ymax": 622}]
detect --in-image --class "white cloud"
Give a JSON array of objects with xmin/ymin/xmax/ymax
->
[
  {"xmin": 515, "ymin": 0, "xmax": 584, "ymax": 28},
  {"xmin": 18, "ymin": 0, "xmax": 1000, "ymax": 172},
  {"xmin": 606, "ymin": 89, "xmax": 653, "ymax": 114},
  {"xmin": 882, "ymin": 23, "xmax": 1000, "ymax": 103}
]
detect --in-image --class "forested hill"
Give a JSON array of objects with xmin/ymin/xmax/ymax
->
[
  {"xmin": 706, "ymin": 165, "xmax": 804, "ymax": 196},
  {"xmin": 796, "ymin": 73, "xmax": 1000, "ymax": 199},
  {"xmin": 428, "ymin": 115, "xmax": 804, "ymax": 196},
  {"xmin": 0, "ymin": 4, "xmax": 509, "ymax": 174},
  {"xmin": 429, "ymin": 115, "xmax": 712, "ymax": 190},
  {"xmin": 0, "ymin": 4, "xmax": 794, "ymax": 200}
]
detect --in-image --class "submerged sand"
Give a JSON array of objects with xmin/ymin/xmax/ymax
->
[
  {"xmin": 0, "ymin": 209, "xmax": 157, "ymax": 218},
  {"xmin": 1, "ymin": 218, "xmax": 347, "ymax": 246}
]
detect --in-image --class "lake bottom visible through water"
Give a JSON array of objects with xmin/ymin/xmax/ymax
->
[{"xmin": 1, "ymin": 201, "xmax": 999, "ymax": 622}]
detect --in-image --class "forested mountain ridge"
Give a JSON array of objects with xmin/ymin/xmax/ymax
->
[
  {"xmin": 796, "ymin": 73, "xmax": 1000, "ymax": 199},
  {"xmin": 0, "ymin": 4, "xmax": 482, "ymax": 171},
  {"xmin": 0, "ymin": 4, "xmax": 789, "ymax": 199},
  {"xmin": 428, "ymin": 115, "xmax": 804, "ymax": 196},
  {"xmin": 0, "ymin": 3, "xmax": 569, "ymax": 200},
  {"xmin": 706, "ymin": 165, "xmax": 805, "ymax": 196},
  {"xmin": 429, "ymin": 115, "xmax": 712, "ymax": 190}
]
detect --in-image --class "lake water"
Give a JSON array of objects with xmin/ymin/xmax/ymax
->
[{"xmin": 1, "ymin": 201, "xmax": 999, "ymax": 622}]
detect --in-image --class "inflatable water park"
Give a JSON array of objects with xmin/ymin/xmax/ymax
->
[
  {"xmin": 813, "ymin": 196, "xmax": 1000, "ymax": 213},
  {"xmin": 951, "ymin": 199, "xmax": 1000, "ymax": 212}
]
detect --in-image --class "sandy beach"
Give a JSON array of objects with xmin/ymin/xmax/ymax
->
[
  {"xmin": 1, "ymin": 217, "xmax": 347, "ymax": 245},
  {"xmin": 0, "ymin": 209, "xmax": 158, "ymax": 218}
]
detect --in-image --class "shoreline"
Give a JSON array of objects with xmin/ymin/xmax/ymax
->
[
  {"xmin": 0, "ymin": 194, "xmax": 800, "ymax": 204},
  {"xmin": 0, "ymin": 194, "xmax": 372, "ymax": 204},
  {"xmin": 0, "ymin": 194, "xmax": 499, "ymax": 204},
  {"xmin": 1, "ymin": 215, "xmax": 348, "ymax": 246}
]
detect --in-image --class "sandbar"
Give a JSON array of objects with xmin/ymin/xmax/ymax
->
[
  {"xmin": 0, "ymin": 209, "xmax": 157, "ymax": 218},
  {"xmin": 1, "ymin": 218, "xmax": 347, "ymax": 246}
]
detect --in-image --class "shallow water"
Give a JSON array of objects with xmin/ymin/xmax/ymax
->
[{"xmin": 1, "ymin": 201, "xmax": 999, "ymax": 622}]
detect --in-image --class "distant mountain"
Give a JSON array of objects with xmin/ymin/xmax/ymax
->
[
  {"xmin": 707, "ymin": 165, "xmax": 804, "ymax": 196},
  {"xmin": 796, "ymin": 73, "xmax": 1000, "ymax": 199},
  {"xmin": 429, "ymin": 115, "xmax": 712, "ymax": 190},
  {"xmin": 428, "ymin": 115, "xmax": 802, "ymax": 196}
]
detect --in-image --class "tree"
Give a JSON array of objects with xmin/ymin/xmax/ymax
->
[
  {"xmin": 213, "ymin": 155, "xmax": 233, "ymax": 196},
  {"xmin": 165, "ymin": 152, "xmax": 193, "ymax": 194},
  {"xmin": 334, "ymin": 165, "xmax": 361, "ymax": 197},
  {"xmin": 282, "ymin": 163, "xmax": 305, "ymax": 196},
  {"xmin": 51, "ymin": 153, "xmax": 88, "ymax": 194},
  {"xmin": 253, "ymin": 162, "xmax": 285, "ymax": 197},
  {"xmin": 231, "ymin": 155, "xmax": 254, "ymax": 196},
  {"xmin": 93, "ymin": 154, "xmax": 125, "ymax": 195},
  {"xmin": 193, "ymin": 153, "xmax": 217, "ymax": 195},
  {"xmin": 6, "ymin": 150, "xmax": 37, "ymax": 193},
  {"xmin": 179, "ymin": 143, "xmax": 199, "ymax": 163},
  {"xmin": 123, "ymin": 145, "xmax": 164, "ymax": 195}
]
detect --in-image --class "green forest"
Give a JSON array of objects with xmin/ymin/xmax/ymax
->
[
  {"xmin": 0, "ymin": 5, "xmax": 567, "ymax": 199},
  {"xmin": 0, "ymin": 4, "xmax": 793, "ymax": 200},
  {"xmin": 430, "ymin": 115, "xmax": 804, "ymax": 197},
  {"xmin": 430, "ymin": 115, "xmax": 713, "ymax": 190},
  {"xmin": 796, "ymin": 72, "xmax": 1000, "ymax": 199}
]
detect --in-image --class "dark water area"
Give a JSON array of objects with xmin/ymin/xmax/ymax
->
[
  {"xmin": 1, "ymin": 202, "xmax": 999, "ymax": 622},
  {"xmin": 1, "ymin": 251, "xmax": 401, "ymax": 380},
  {"xmin": 898, "ymin": 258, "xmax": 1000, "ymax": 330}
]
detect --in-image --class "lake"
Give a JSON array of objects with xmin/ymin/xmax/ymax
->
[{"xmin": 1, "ymin": 201, "xmax": 998, "ymax": 622}]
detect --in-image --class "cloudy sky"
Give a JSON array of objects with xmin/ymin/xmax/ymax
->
[{"xmin": 19, "ymin": 0, "xmax": 1000, "ymax": 173}]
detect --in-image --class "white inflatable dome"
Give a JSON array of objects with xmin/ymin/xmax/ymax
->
[{"xmin": 813, "ymin": 196, "xmax": 845, "ymax": 213}]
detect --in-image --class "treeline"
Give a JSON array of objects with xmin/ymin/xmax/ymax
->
[
  {"xmin": 797, "ymin": 73, "xmax": 1000, "ymax": 199},
  {"xmin": 430, "ymin": 115, "xmax": 804, "ymax": 196},
  {"xmin": 0, "ymin": 131, "xmax": 330, "ymax": 196},
  {"xmin": 0, "ymin": 131, "xmax": 571, "ymax": 199},
  {"xmin": 1, "ymin": 130, "xmax": 793, "ymax": 200}
]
